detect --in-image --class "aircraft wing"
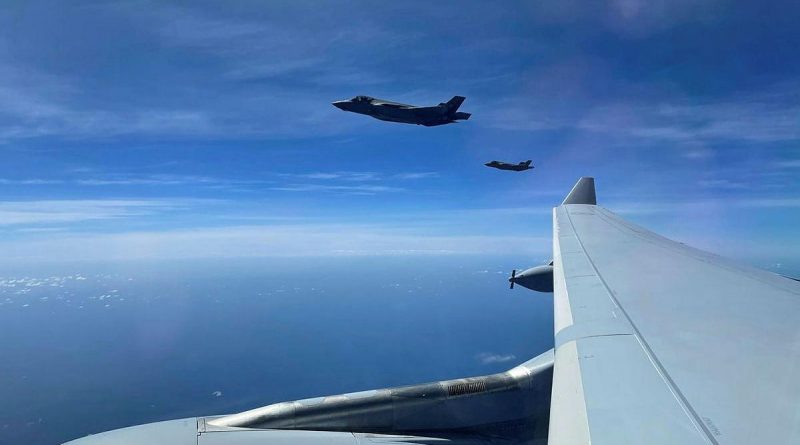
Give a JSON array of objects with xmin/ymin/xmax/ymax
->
[
  {"xmin": 371, "ymin": 99, "xmax": 415, "ymax": 108},
  {"xmin": 549, "ymin": 178, "xmax": 800, "ymax": 444}
]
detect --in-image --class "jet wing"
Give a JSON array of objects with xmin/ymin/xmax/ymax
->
[
  {"xmin": 549, "ymin": 178, "xmax": 800, "ymax": 445},
  {"xmin": 371, "ymin": 99, "xmax": 415, "ymax": 108}
]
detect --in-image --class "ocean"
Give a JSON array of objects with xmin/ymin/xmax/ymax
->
[{"xmin": 0, "ymin": 256, "xmax": 553, "ymax": 445}]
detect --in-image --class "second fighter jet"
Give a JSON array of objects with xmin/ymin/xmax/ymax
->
[{"xmin": 485, "ymin": 160, "xmax": 534, "ymax": 172}]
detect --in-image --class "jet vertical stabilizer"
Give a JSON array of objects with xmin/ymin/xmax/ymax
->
[
  {"xmin": 443, "ymin": 96, "xmax": 470, "ymax": 121},
  {"xmin": 442, "ymin": 95, "xmax": 466, "ymax": 112}
]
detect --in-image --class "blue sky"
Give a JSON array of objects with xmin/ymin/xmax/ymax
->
[{"xmin": 0, "ymin": 0, "xmax": 798, "ymax": 266}]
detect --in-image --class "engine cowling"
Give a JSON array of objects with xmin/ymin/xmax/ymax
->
[{"xmin": 509, "ymin": 265, "xmax": 554, "ymax": 293}]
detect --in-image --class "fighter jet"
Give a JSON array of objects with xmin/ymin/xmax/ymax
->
[
  {"xmin": 64, "ymin": 177, "xmax": 800, "ymax": 445},
  {"xmin": 332, "ymin": 95, "xmax": 471, "ymax": 126},
  {"xmin": 485, "ymin": 160, "xmax": 533, "ymax": 171}
]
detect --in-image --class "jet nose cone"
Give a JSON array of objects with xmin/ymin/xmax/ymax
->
[
  {"xmin": 484, "ymin": 162, "xmax": 492, "ymax": 166},
  {"xmin": 332, "ymin": 100, "xmax": 349, "ymax": 110}
]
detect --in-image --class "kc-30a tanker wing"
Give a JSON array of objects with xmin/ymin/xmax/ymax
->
[
  {"xmin": 513, "ymin": 177, "xmax": 800, "ymax": 445},
  {"xmin": 65, "ymin": 177, "xmax": 800, "ymax": 445}
]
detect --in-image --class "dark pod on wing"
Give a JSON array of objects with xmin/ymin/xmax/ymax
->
[{"xmin": 509, "ymin": 264, "xmax": 554, "ymax": 293}]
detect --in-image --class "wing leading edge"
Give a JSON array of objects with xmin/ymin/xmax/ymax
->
[{"xmin": 549, "ymin": 177, "xmax": 800, "ymax": 445}]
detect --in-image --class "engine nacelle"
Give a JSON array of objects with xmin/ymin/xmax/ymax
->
[{"xmin": 509, "ymin": 264, "xmax": 554, "ymax": 293}]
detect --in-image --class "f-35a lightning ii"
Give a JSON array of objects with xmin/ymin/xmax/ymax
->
[
  {"xmin": 485, "ymin": 160, "xmax": 533, "ymax": 171},
  {"xmin": 332, "ymin": 95, "xmax": 471, "ymax": 126}
]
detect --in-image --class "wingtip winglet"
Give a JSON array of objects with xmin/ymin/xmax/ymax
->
[{"xmin": 562, "ymin": 177, "xmax": 596, "ymax": 205}]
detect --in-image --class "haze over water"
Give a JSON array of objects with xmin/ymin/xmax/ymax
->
[
  {"xmin": 2, "ymin": 254, "xmax": 797, "ymax": 444},
  {"xmin": 1, "ymin": 256, "xmax": 556, "ymax": 445}
]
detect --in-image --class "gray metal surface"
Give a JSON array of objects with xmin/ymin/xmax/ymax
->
[
  {"xmin": 63, "ymin": 419, "xmax": 197, "ymax": 445},
  {"xmin": 65, "ymin": 420, "xmax": 502, "ymax": 445},
  {"xmin": 332, "ymin": 96, "xmax": 470, "ymax": 126},
  {"xmin": 549, "ymin": 177, "xmax": 800, "ymax": 444},
  {"xmin": 561, "ymin": 177, "xmax": 596, "ymax": 205},
  {"xmin": 484, "ymin": 160, "xmax": 533, "ymax": 172},
  {"xmin": 208, "ymin": 349, "xmax": 553, "ymax": 442},
  {"xmin": 509, "ymin": 264, "xmax": 553, "ymax": 292},
  {"xmin": 198, "ymin": 430, "xmax": 496, "ymax": 445},
  {"xmin": 63, "ymin": 351, "xmax": 554, "ymax": 444}
]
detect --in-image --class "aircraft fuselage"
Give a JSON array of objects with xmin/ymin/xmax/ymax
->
[
  {"xmin": 485, "ymin": 161, "xmax": 533, "ymax": 171},
  {"xmin": 332, "ymin": 96, "xmax": 471, "ymax": 126}
]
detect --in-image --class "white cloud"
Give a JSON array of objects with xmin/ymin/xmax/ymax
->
[
  {"xmin": 0, "ymin": 62, "xmax": 222, "ymax": 141},
  {"xmin": 0, "ymin": 175, "xmax": 270, "ymax": 189},
  {"xmin": 13, "ymin": 227, "xmax": 67, "ymax": 233},
  {"xmin": 608, "ymin": 197, "xmax": 800, "ymax": 215},
  {"xmin": 0, "ymin": 178, "xmax": 63, "ymax": 185},
  {"xmin": 482, "ymin": 82, "xmax": 800, "ymax": 145},
  {"xmin": 529, "ymin": 0, "xmax": 724, "ymax": 38},
  {"xmin": 683, "ymin": 147, "xmax": 715, "ymax": 160},
  {"xmin": 575, "ymin": 97, "xmax": 800, "ymax": 143},
  {"xmin": 279, "ymin": 171, "xmax": 438, "ymax": 182},
  {"xmin": 270, "ymin": 184, "xmax": 404, "ymax": 194},
  {"xmin": 282, "ymin": 172, "xmax": 382, "ymax": 182},
  {"xmin": 0, "ymin": 224, "xmax": 547, "ymax": 263},
  {"xmin": 0, "ymin": 17, "xmax": 341, "ymax": 141},
  {"xmin": 74, "ymin": 174, "xmax": 266, "ymax": 187},
  {"xmin": 733, "ymin": 198, "xmax": 800, "ymax": 209},
  {"xmin": 393, "ymin": 172, "xmax": 439, "ymax": 180},
  {"xmin": 268, "ymin": 171, "xmax": 440, "ymax": 194},
  {"xmin": 128, "ymin": 2, "xmax": 413, "ymax": 78},
  {"xmin": 476, "ymin": 352, "xmax": 517, "ymax": 364},
  {"xmin": 774, "ymin": 160, "xmax": 800, "ymax": 169},
  {"xmin": 697, "ymin": 179, "xmax": 748, "ymax": 190},
  {"xmin": 0, "ymin": 199, "xmax": 195, "ymax": 225},
  {"xmin": 0, "ymin": 2, "xmax": 455, "ymax": 142}
]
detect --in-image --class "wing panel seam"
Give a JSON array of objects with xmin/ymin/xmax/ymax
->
[
  {"xmin": 592, "ymin": 207, "xmax": 800, "ymax": 295},
  {"xmin": 563, "ymin": 206, "xmax": 719, "ymax": 445},
  {"xmin": 555, "ymin": 332, "xmax": 631, "ymax": 349}
]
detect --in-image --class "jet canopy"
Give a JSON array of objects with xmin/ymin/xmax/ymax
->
[{"xmin": 352, "ymin": 95, "xmax": 373, "ymax": 103}]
